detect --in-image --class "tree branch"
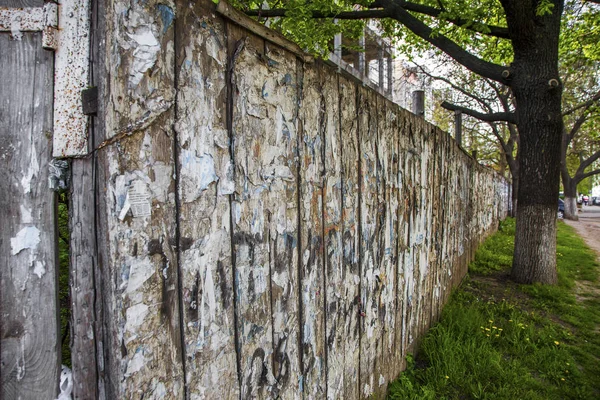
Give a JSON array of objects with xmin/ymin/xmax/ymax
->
[
  {"xmin": 245, "ymin": 8, "xmax": 392, "ymax": 20},
  {"xmin": 381, "ymin": 0, "xmax": 508, "ymax": 83},
  {"xmin": 576, "ymin": 148, "xmax": 600, "ymax": 178},
  {"xmin": 577, "ymin": 168, "xmax": 600, "ymax": 183},
  {"xmin": 245, "ymin": 2, "xmax": 510, "ymax": 38},
  {"xmin": 441, "ymin": 101, "xmax": 517, "ymax": 123},
  {"xmin": 562, "ymin": 89, "xmax": 600, "ymax": 117},
  {"xmin": 398, "ymin": 1, "xmax": 510, "ymax": 39}
]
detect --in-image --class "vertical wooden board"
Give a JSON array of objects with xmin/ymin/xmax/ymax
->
[
  {"xmin": 378, "ymin": 99, "xmax": 400, "ymax": 385},
  {"xmin": 230, "ymin": 35, "xmax": 300, "ymax": 399},
  {"xmin": 0, "ymin": 33, "xmax": 59, "ymax": 400},
  {"xmin": 338, "ymin": 77, "xmax": 360, "ymax": 400},
  {"xmin": 299, "ymin": 64, "xmax": 326, "ymax": 399},
  {"xmin": 175, "ymin": 4, "xmax": 239, "ymax": 398},
  {"xmin": 97, "ymin": 1, "xmax": 185, "ymax": 397},
  {"xmin": 394, "ymin": 107, "xmax": 410, "ymax": 374},
  {"xmin": 429, "ymin": 129, "xmax": 442, "ymax": 322},
  {"xmin": 358, "ymin": 87, "xmax": 380, "ymax": 398},
  {"xmin": 70, "ymin": 158, "xmax": 99, "ymax": 400},
  {"xmin": 321, "ymin": 68, "xmax": 344, "ymax": 399},
  {"xmin": 406, "ymin": 115, "xmax": 421, "ymax": 354}
]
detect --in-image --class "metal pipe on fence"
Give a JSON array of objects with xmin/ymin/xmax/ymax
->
[
  {"xmin": 412, "ymin": 90, "xmax": 424, "ymax": 116},
  {"xmin": 454, "ymin": 109, "xmax": 462, "ymax": 147}
]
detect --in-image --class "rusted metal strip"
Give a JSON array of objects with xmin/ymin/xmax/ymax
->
[{"xmin": 52, "ymin": 0, "xmax": 91, "ymax": 157}]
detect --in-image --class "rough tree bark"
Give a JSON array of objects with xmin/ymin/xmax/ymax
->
[{"xmin": 505, "ymin": 1, "xmax": 563, "ymax": 284}]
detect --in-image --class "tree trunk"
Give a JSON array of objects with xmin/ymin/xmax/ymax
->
[
  {"xmin": 511, "ymin": 174, "xmax": 518, "ymax": 217},
  {"xmin": 506, "ymin": 2, "xmax": 563, "ymax": 285},
  {"xmin": 562, "ymin": 178, "xmax": 579, "ymax": 220}
]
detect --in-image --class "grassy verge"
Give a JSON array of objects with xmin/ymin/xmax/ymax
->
[{"xmin": 387, "ymin": 218, "xmax": 600, "ymax": 400}]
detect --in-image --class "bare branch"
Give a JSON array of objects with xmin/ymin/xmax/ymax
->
[
  {"xmin": 441, "ymin": 101, "xmax": 517, "ymax": 123},
  {"xmin": 562, "ymin": 89, "xmax": 600, "ymax": 117}
]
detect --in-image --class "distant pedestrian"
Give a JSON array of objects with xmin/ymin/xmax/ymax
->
[{"xmin": 584, "ymin": 195, "xmax": 589, "ymax": 206}]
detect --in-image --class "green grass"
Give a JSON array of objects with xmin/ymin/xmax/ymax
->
[{"xmin": 387, "ymin": 218, "xmax": 600, "ymax": 400}]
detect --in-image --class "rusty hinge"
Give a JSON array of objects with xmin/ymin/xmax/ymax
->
[{"xmin": 0, "ymin": 2, "xmax": 57, "ymax": 48}]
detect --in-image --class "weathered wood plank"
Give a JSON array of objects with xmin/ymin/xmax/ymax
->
[
  {"xmin": 0, "ymin": 32, "xmax": 59, "ymax": 400},
  {"xmin": 175, "ymin": 2, "xmax": 239, "ymax": 398},
  {"xmin": 338, "ymin": 77, "xmax": 361, "ymax": 400},
  {"xmin": 70, "ymin": 158, "xmax": 99, "ymax": 400},
  {"xmin": 95, "ymin": 1, "xmax": 185, "ymax": 398},
  {"xmin": 299, "ymin": 63, "xmax": 326, "ymax": 399},
  {"xmin": 393, "ymin": 107, "xmax": 411, "ymax": 376},
  {"xmin": 321, "ymin": 67, "xmax": 344, "ymax": 400},
  {"xmin": 230, "ymin": 28, "xmax": 301, "ymax": 399},
  {"xmin": 377, "ymin": 99, "xmax": 400, "ymax": 388},
  {"xmin": 358, "ymin": 87, "xmax": 380, "ymax": 398},
  {"xmin": 0, "ymin": 0, "xmax": 41, "ymax": 7}
]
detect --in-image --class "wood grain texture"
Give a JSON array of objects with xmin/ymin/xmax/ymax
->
[
  {"xmin": 321, "ymin": 67, "xmax": 344, "ymax": 400},
  {"xmin": 338, "ymin": 77, "xmax": 361, "ymax": 400},
  {"xmin": 299, "ymin": 64, "xmax": 326, "ymax": 399},
  {"xmin": 0, "ymin": 32, "xmax": 59, "ymax": 400},
  {"xmin": 175, "ymin": 3, "xmax": 239, "ymax": 398},
  {"xmin": 230, "ymin": 29, "xmax": 301, "ymax": 399},
  {"xmin": 0, "ymin": 0, "xmax": 41, "ymax": 7},
  {"xmin": 358, "ymin": 87, "xmax": 380, "ymax": 398},
  {"xmin": 70, "ymin": 158, "xmax": 99, "ymax": 400}
]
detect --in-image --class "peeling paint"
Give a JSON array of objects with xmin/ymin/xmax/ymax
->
[{"xmin": 11, "ymin": 226, "xmax": 40, "ymax": 256}]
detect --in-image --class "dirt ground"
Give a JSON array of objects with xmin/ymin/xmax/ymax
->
[{"xmin": 563, "ymin": 206, "xmax": 600, "ymax": 256}]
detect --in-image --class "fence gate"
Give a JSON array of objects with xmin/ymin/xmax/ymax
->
[{"xmin": 1, "ymin": 0, "xmax": 91, "ymax": 398}]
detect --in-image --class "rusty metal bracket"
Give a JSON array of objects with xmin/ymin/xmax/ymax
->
[
  {"xmin": 0, "ymin": 2, "xmax": 57, "ymax": 47},
  {"xmin": 1, "ymin": 1, "xmax": 91, "ymax": 158}
]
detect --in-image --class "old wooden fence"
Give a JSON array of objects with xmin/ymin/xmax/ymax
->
[{"xmin": 1, "ymin": 0, "xmax": 510, "ymax": 399}]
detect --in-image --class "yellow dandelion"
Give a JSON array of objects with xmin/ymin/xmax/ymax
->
[
  {"xmin": 486, "ymin": 334, "xmax": 490, "ymax": 337},
  {"xmin": 485, "ymin": 328, "xmax": 491, "ymax": 331},
  {"xmin": 566, "ymin": 362, "xmax": 570, "ymax": 366},
  {"xmin": 509, "ymin": 320, "xmax": 513, "ymax": 322},
  {"xmin": 554, "ymin": 341, "xmax": 560, "ymax": 345},
  {"xmin": 445, "ymin": 376, "xmax": 449, "ymax": 379},
  {"xmin": 495, "ymin": 334, "xmax": 500, "ymax": 337},
  {"xmin": 561, "ymin": 378, "xmax": 565, "ymax": 381},
  {"xmin": 489, "ymin": 320, "xmax": 493, "ymax": 323},
  {"xmin": 498, "ymin": 328, "xmax": 503, "ymax": 331}
]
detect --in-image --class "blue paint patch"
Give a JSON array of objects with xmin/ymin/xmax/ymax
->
[
  {"xmin": 281, "ymin": 124, "xmax": 290, "ymax": 139},
  {"xmin": 262, "ymin": 82, "xmax": 269, "ymax": 99},
  {"xmin": 156, "ymin": 4, "xmax": 174, "ymax": 34},
  {"xmin": 267, "ymin": 57, "xmax": 279, "ymax": 68},
  {"xmin": 281, "ymin": 73, "xmax": 292, "ymax": 85}
]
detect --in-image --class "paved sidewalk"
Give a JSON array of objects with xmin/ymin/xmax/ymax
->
[{"xmin": 563, "ymin": 205, "xmax": 600, "ymax": 257}]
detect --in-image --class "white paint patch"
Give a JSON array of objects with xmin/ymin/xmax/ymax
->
[
  {"xmin": 10, "ymin": 12, "xmax": 23, "ymax": 40},
  {"xmin": 21, "ymin": 144, "xmax": 39, "ymax": 194},
  {"xmin": 125, "ymin": 303, "xmax": 149, "ymax": 336},
  {"xmin": 20, "ymin": 205, "xmax": 32, "ymax": 224},
  {"xmin": 379, "ymin": 374, "xmax": 385, "ymax": 387},
  {"xmin": 126, "ymin": 257, "xmax": 155, "ymax": 293},
  {"xmin": 125, "ymin": 351, "xmax": 145, "ymax": 376},
  {"xmin": 181, "ymin": 150, "xmax": 218, "ymax": 202},
  {"xmin": 11, "ymin": 226, "xmax": 40, "ymax": 255},
  {"xmin": 127, "ymin": 26, "xmax": 161, "ymax": 86},
  {"xmin": 33, "ymin": 261, "xmax": 46, "ymax": 278}
]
